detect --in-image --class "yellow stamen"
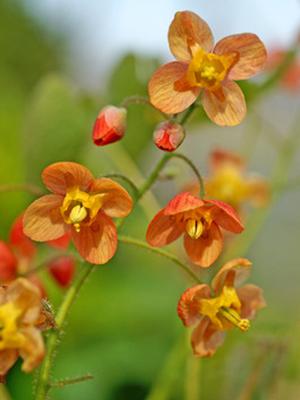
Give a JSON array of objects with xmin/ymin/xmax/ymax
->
[
  {"xmin": 219, "ymin": 307, "xmax": 250, "ymax": 332},
  {"xmin": 69, "ymin": 205, "xmax": 88, "ymax": 232},
  {"xmin": 186, "ymin": 219, "xmax": 203, "ymax": 239},
  {"xmin": 186, "ymin": 47, "xmax": 237, "ymax": 90}
]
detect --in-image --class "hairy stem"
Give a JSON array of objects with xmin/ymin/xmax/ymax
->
[
  {"xmin": 118, "ymin": 235, "xmax": 201, "ymax": 283},
  {"xmin": 0, "ymin": 183, "xmax": 44, "ymax": 196},
  {"xmin": 35, "ymin": 264, "xmax": 95, "ymax": 400}
]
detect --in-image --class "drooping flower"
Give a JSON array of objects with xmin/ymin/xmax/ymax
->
[
  {"xmin": 177, "ymin": 258, "xmax": 266, "ymax": 357},
  {"xmin": 0, "ymin": 278, "xmax": 46, "ymax": 376},
  {"xmin": 186, "ymin": 149, "xmax": 270, "ymax": 210},
  {"xmin": 146, "ymin": 192, "xmax": 243, "ymax": 267},
  {"xmin": 148, "ymin": 11, "xmax": 267, "ymax": 126},
  {"xmin": 92, "ymin": 105, "xmax": 127, "ymax": 146},
  {"xmin": 153, "ymin": 121, "xmax": 185, "ymax": 152},
  {"xmin": 23, "ymin": 162, "xmax": 133, "ymax": 264}
]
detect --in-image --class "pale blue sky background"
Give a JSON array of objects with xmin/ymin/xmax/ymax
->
[{"xmin": 25, "ymin": 0, "xmax": 300, "ymax": 88}]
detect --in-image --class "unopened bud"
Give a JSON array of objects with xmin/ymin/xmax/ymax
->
[
  {"xmin": 92, "ymin": 105, "xmax": 127, "ymax": 146},
  {"xmin": 153, "ymin": 121, "xmax": 185, "ymax": 152}
]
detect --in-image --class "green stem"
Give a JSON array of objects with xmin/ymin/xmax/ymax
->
[
  {"xmin": 118, "ymin": 235, "xmax": 201, "ymax": 283},
  {"xmin": 120, "ymin": 95, "xmax": 167, "ymax": 118},
  {"xmin": 137, "ymin": 152, "xmax": 205, "ymax": 202},
  {"xmin": 35, "ymin": 264, "xmax": 95, "ymax": 400},
  {"xmin": 179, "ymin": 103, "xmax": 198, "ymax": 125},
  {"xmin": 50, "ymin": 374, "xmax": 94, "ymax": 388}
]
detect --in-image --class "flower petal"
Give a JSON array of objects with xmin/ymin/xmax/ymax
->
[
  {"xmin": 212, "ymin": 258, "xmax": 252, "ymax": 293},
  {"xmin": 202, "ymin": 81, "xmax": 246, "ymax": 126},
  {"xmin": 146, "ymin": 210, "xmax": 184, "ymax": 247},
  {"xmin": 237, "ymin": 284, "xmax": 266, "ymax": 319},
  {"xmin": 168, "ymin": 11, "xmax": 214, "ymax": 61},
  {"xmin": 91, "ymin": 178, "xmax": 133, "ymax": 218},
  {"xmin": 9, "ymin": 214, "xmax": 36, "ymax": 260},
  {"xmin": 214, "ymin": 33, "xmax": 267, "ymax": 80},
  {"xmin": 72, "ymin": 211, "xmax": 117, "ymax": 264},
  {"xmin": 148, "ymin": 61, "xmax": 200, "ymax": 114},
  {"xmin": 164, "ymin": 192, "xmax": 205, "ymax": 216},
  {"xmin": 177, "ymin": 284, "xmax": 211, "ymax": 326},
  {"xmin": 7, "ymin": 278, "xmax": 41, "ymax": 324},
  {"xmin": 191, "ymin": 318, "xmax": 225, "ymax": 357},
  {"xmin": 0, "ymin": 350, "xmax": 18, "ymax": 375},
  {"xmin": 23, "ymin": 195, "xmax": 66, "ymax": 242},
  {"xmin": 42, "ymin": 162, "xmax": 94, "ymax": 195},
  {"xmin": 184, "ymin": 222, "xmax": 223, "ymax": 267},
  {"xmin": 205, "ymin": 199, "xmax": 244, "ymax": 233},
  {"xmin": 19, "ymin": 327, "xmax": 45, "ymax": 372}
]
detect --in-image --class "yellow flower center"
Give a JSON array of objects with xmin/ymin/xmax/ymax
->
[
  {"xmin": 61, "ymin": 187, "xmax": 106, "ymax": 233},
  {"xmin": 181, "ymin": 209, "xmax": 212, "ymax": 240},
  {"xmin": 186, "ymin": 46, "xmax": 237, "ymax": 90},
  {"xmin": 206, "ymin": 165, "xmax": 248, "ymax": 208},
  {"xmin": 0, "ymin": 302, "xmax": 26, "ymax": 350},
  {"xmin": 200, "ymin": 286, "xmax": 250, "ymax": 332},
  {"xmin": 185, "ymin": 219, "xmax": 203, "ymax": 239}
]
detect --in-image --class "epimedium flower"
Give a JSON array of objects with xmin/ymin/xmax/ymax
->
[
  {"xmin": 146, "ymin": 192, "xmax": 243, "ymax": 267},
  {"xmin": 148, "ymin": 11, "xmax": 267, "ymax": 126},
  {"xmin": 92, "ymin": 105, "xmax": 127, "ymax": 146},
  {"xmin": 23, "ymin": 162, "xmax": 133, "ymax": 264},
  {"xmin": 0, "ymin": 278, "xmax": 46, "ymax": 376},
  {"xmin": 186, "ymin": 149, "xmax": 270, "ymax": 210},
  {"xmin": 177, "ymin": 258, "xmax": 266, "ymax": 357},
  {"xmin": 153, "ymin": 121, "xmax": 185, "ymax": 152}
]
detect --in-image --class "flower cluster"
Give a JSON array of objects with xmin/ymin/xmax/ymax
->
[{"xmin": 0, "ymin": 9, "xmax": 270, "ymax": 387}]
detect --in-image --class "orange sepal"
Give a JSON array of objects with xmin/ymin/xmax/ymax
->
[
  {"xmin": 184, "ymin": 222, "xmax": 223, "ymax": 267},
  {"xmin": 202, "ymin": 81, "xmax": 246, "ymax": 126},
  {"xmin": 168, "ymin": 11, "xmax": 214, "ymax": 62},
  {"xmin": 42, "ymin": 162, "xmax": 94, "ymax": 195},
  {"xmin": 148, "ymin": 61, "xmax": 200, "ymax": 114},
  {"xmin": 191, "ymin": 318, "xmax": 225, "ymax": 357},
  {"xmin": 177, "ymin": 284, "xmax": 211, "ymax": 326},
  {"xmin": 72, "ymin": 211, "xmax": 117, "ymax": 264},
  {"xmin": 212, "ymin": 258, "xmax": 252, "ymax": 294},
  {"xmin": 23, "ymin": 195, "xmax": 66, "ymax": 242},
  {"xmin": 214, "ymin": 33, "xmax": 267, "ymax": 80},
  {"xmin": 146, "ymin": 210, "xmax": 184, "ymax": 247}
]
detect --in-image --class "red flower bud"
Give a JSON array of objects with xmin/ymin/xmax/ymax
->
[
  {"xmin": 47, "ymin": 232, "xmax": 71, "ymax": 250},
  {"xmin": 92, "ymin": 105, "xmax": 127, "ymax": 146},
  {"xmin": 153, "ymin": 121, "xmax": 185, "ymax": 152},
  {"xmin": 9, "ymin": 214, "xmax": 36, "ymax": 260},
  {"xmin": 48, "ymin": 256, "xmax": 76, "ymax": 288},
  {"xmin": 0, "ymin": 241, "xmax": 18, "ymax": 281}
]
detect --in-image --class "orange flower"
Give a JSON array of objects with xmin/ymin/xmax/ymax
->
[
  {"xmin": 0, "ymin": 278, "xmax": 46, "ymax": 376},
  {"xmin": 146, "ymin": 192, "xmax": 243, "ymax": 267},
  {"xmin": 148, "ymin": 11, "xmax": 267, "ymax": 126},
  {"xmin": 23, "ymin": 162, "xmax": 133, "ymax": 264},
  {"xmin": 187, "ymin": 149, "xmax": 270, "ymax": 210},
  {"xmin": 177, "ymin": 258, "xmax": 266, "ymax": 357}
]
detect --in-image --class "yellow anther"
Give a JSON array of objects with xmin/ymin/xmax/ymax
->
[
  {"xmin": 69, "ymin": 205, "xmax": 88, "ymax": 232},
  {"xmin": 219, "ymin": 307, "xmax": 250, "ymax": 332},
  {"xmin": 186, "ymin": 219, "xmax": 203, "ymax": 239}
]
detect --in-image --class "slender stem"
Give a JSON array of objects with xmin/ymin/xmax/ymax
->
[
  {"xmin": 0, "ymin": 183, "xmax": 44, "ymax": 196},
  {"xmin": 137, "ymin": 152, "xmax": 205, "ymax": 202},
  {"xmin": 50, "ymin": 374, "xmax": 94, "ymax": 388},
  {"xmin": 171, "ymin": 153, "xmax": 205, "ymax": 197},
  {"xmin": 35, "ymin": 264, "xmax": 95, "ymax": 400},
  {"xmin": 120, "ymin": 95, "xmax": 167, "ymax": 118},
  {"xmin": 101, "ymin": 173, "xmax": 139, "ymax": 198},
  {"xmin": 179, "ymin": 103, "xmax": 198, "ymax": 125},
  {"xmin": 118, "ymin": 235, "xmax": 200, "ymax": 283}
]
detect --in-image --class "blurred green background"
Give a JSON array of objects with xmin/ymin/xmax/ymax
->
[{"xmin": 0, "ymin": 1, "xmax": 300, "ymax": 399}]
